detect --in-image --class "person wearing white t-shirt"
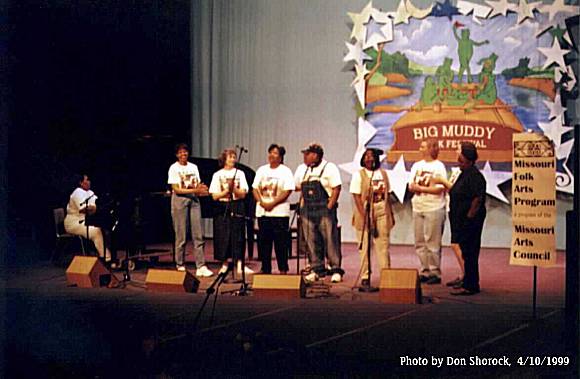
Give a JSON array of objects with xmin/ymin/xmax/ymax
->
[
  {"xmin": 167, "ymin": 143, "xmax": 213, "ymax": 277},
  {"xmin": 294, "ymin": 143, "xmax": 343, "ymax": 283},
  {"xmin": 253, "ymin": 144, "xmax": 294, "ymax": 274},
  {"xmin": 209, "ymin": 148, "xmax": 252, "ymax": 275},
  {"xmin": 350, "ymin": 148, "xmax": 395, "ymax": 288},
  {"xmin": 408, "ymin": 139, "xmax": 447, "ymax": 284},
  {"xmin": 64, "ymin": 174, "xmax": 111, "ymax": 262}
]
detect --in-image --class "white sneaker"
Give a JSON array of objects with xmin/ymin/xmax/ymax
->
[
  {"xmin": 237, "ymin": 261, "xmax": 254, "ymax": 274},
  {"xmin": 304, "ymin": 272, "xmax": 319, "ymax": 283},
  {"xmin": 331, "ymin": 273, "xmax": 342, "ymax": 283},
  {"xmin": 196, "ymin": 265, "xmax": 214, "ymax": 278},
  {"xmin": 176, "ymin": 265, "xmax": 186, "ymax": 272}
]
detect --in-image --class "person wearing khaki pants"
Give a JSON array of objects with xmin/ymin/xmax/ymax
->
[{"xmin": 350, "ymin": 148, "xmax": 395, "ymax": 286}]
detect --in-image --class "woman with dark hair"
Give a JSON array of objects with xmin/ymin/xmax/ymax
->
[
  {"xmin": 209, "ymin": 149, "xmax": 253, "ymax": 274},
  {"xmin": 64, "ymin": 174, "xmax": 111, "ymax": 263},
  {"xmin": 252, "ymin": 144, "xmax": 294, "ymax": 274},
  {"xmin": 349, "ymin": 148, "xmax": 395, "ymax": 287},
  {"xmin": 432, "ymin": 142, "xmax": 486, "ymax": 295}
]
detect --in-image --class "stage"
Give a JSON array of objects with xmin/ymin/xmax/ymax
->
[{"xmin": 2, "ymin": 242, "xmax": 576, "ymax": 377}]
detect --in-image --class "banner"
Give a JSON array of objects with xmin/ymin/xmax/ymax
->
[{"xmin": 510, "ymin": 133, "xmax": 556, "ymax": 267}]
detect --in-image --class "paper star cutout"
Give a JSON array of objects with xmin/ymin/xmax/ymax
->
[
  {"xmin": 393, "ymin": 0, "xmax": 412, "ymax": 24},
  {"xmin": 538, "ymin": 37, "xmax": 570, "ymax": 69},
  {"xmin": 363, "ymin": 16, "xmax": 394, "ymax": 50},
  {"xmin": 538, "ymin": 0, "xmax": 579, "ymax": 23},
  {"xmin": 348, "ymin": 1, "xmax": 374, "ymax": 42},
  {"xmin": 485, "ymin": 0, "xmax": 516, "ymax": 18},
  {"xmin": 431, "ymin": 0, "xmax": 461, "ymax": 20},
  {"xmin": 538, "ymin": 114, "xmax": 573, "ymax": 145},
  {"xmin": 457, "ymin": 0, "xmax": 492, "ymax": 24},
  {"xmin": 542, "ymin": 90, "xmax": 566, "ymax": 120},
  {"xmin": 344, "ymin": 41, "xmax": 372, "ymax": 66},
  {"xmin": 482, "ymin": 161, "xmax": 511, "ymax": 203},
  {"xmin": 516, "ymin": 0, "xmax": 539, "ymax": 24},
  {"xmin": 352, "ymin": 64, "xmax": 370, "ymax": 107},
  {"xmin": 339, "ymin": 118, "xmax": 378, "ymax": 176},
  {"xmin": 392, "ymin": 0, "xmax": 433, "ymax": 25},
  {"xmin": 386, "ymin": 155, "xmax": 410, "ymax": 203},
  {"xmin": 556, "ymin": 138, "xmax": 574, "ymax": 161}
]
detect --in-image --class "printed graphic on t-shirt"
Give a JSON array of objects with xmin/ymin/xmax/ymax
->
[
  {"xmin": 413, "ymin": 170, "xmax": 435, "ymax": 195},
  {"xmin": 371, "ymin": 179, "xmax": 386, "ymax": 203},
  {"xmin": 179, "ymin": 171, "xmax": 199, "ymax": 189},
  {"xmin": 259, "ymin": 177, "xmax": 279, "ymax": 201},
  {"xmin": 219, "ymin": 176, "xmax": 241, "ymax": 192}
]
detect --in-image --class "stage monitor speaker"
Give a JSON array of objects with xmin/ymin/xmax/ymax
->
[
  {"xmin": 145, "ymin": 269, "xmax": 199, "ymax": 293},
  {"xmin": 252, "ymin": 274, "xmax": 306, "ymax": 299},
  {"xmin": 379, "ymin": 268, "xmax": 421, "ymax": 304},
  {"xmin": 66, "ymin": 256, "xmax": 112, "ymax": 288}
]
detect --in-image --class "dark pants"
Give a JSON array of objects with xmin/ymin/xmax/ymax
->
[
  {"xmin": 459, "ymin": 217, "xmax": 485, "ymax": 292},
  {"xmin": 213, "ymin": 201, "xmax": 245, "ymax": 262},
  {"xmin": 258, "ymin": 217, "xmax": 290, "ymax": 273}
]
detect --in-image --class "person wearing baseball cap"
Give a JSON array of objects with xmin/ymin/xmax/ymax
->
[{"xmin": 294, "ymin": 142, "xmax": 344, "ymax": 283}]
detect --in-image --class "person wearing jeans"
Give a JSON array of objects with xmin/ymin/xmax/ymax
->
[
  {"xmin": 408, "ymin": 139, "xmax": 447, "ymax": 284},
  {"xmin": 167, "ymin": 143, "xmax": 214, "ymax": 277},
  {"xmin": 294, "ymin": 142, "xmax": 343, "ymax": 283}
]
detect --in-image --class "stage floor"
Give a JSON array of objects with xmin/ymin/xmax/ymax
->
[{"xmin": 2, "ymin": 243, "xmax": 576, "ymax": 378}]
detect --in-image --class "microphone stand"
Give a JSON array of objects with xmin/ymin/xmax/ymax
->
[
  {"xmin": 222, "ymin": 146, "xmax": 250, "ymax": 296},
  {"xmin": 290, "ymin": 167, "xmax": 309, "ymax": 275},
  {"xmin": 192, "ymin": 262, "xmax": 233, "ymax": 330},
  {"xmin": 359, "ymin": 168, "xmax": 379, "ymax": 293}
]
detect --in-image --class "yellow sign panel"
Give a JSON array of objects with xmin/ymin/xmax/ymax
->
[{"xmin": 511, "ymin": 133, "xmax": 556, "ymax": 267}]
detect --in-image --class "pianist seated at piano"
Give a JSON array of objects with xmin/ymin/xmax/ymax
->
[{"xmin": 64, "ymin": 174, "xmax": 112, "ymax": 263}]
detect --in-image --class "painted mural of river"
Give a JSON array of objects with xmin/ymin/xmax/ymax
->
[{"xmin": 365, "ymin": 74, "xmax": 551, "ymax": 160}]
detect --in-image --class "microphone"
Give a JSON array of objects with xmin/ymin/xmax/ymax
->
[{"xmin": 236, "ymin": 145, "xmax": 248, "ymax": 153}]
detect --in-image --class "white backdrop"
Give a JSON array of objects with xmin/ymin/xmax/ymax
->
[{"xmin": 190, "ymin": 0, "xmax": 573, "ymax": 248}]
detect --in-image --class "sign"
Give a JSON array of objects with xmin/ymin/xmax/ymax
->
[{"xmin": 510, "ymin": 133, "xmax": 556, "ymax": 267}]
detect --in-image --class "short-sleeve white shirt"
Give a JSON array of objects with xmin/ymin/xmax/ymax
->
[
  {"xmin": 209, "ymin": 168, "xmax": 249, "ymax": 202},
  {"xmin": 167, "ymin": 161, "xmax": 201, "ymax": 191},
  {"xmin": 66, "ymin": 187, "xmax": 97, "ymax": 224},
  {"xmin": 294, "ymin": 159, "xmax": 342, "ymax": 197},
  {"xmin": 409, "ymin": 159, "xmax": 447, "ymax": 212},
  {"xmin": 253, "ymin": 164, "xmax": 295, "ymax": 217}
]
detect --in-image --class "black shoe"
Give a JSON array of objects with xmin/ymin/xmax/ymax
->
[
  {"xmin": 446, "ymin": 277, "xmax": 463, "ymax": 287},
  {"xmin": 426, "ymin": 276, "xmax": 442, "ymax": 285},
  {"xmin": 419, "ymin": 275, "xmax": 430, "ymax": 283},
  {"xmin": 361, "ymin": 279, "xmax": 370, "ymax": 287},
  {"xmin": 452, "ymin": 280, "xmax": 464, "ymax": 289}
]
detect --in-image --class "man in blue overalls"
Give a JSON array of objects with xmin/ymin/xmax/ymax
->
[{"xmin": 295, "ymin": 143, "xmax": 344, "ymax": 283}]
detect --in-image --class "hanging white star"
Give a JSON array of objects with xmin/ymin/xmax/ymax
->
[
  {"xmin": 485, "ymin": 0, "xmax": 517, "ymax": 18},
  {"xmin": 481, "ymin": 161, "xmax": 511, "ymax": 203},
  {"xmin": 344, "ymin": 41, "xmax": 372, "ymax": 66},
  {"xmin": 339, "ymin": 117, "xmax": 377, "ymax": 176},
  {"xmin": 556, "ymin": 139, "xmax": 574, "ymax": 161},
  {"xmin": 348, "ymin": 1, "xmax": 374, "ymax": 42},
  {"xmin": 363, "ymin": 16, "xmax": 394, "ymax": 50},
  {"xmin": 538, "ymin": 37, "xmax": 570, "ymax": 69},
  {"xmin": 538, "ymin": 0, "xmax": 579, "ymax": 23},
  {"xmin": 386, "ymin": 155, "xmax": 410, "ymax": 203},
  {"xmin": 516, "ymin": 0, "xmax": 539, "ymax": 24},
  {"xmin": 542, "ymin": 90, "xmax": 566, "ymax": 120},
  {"xmin": 392, "ymin": 0, "xmax": 412, "ymax": 25},
  {"xmin": 457, "ymin": 0, "xmax": 492, "ymax": 24},
  {"xmin": 352, "ymin": 64, "xmax": 370, "ymax": 107},
  {"xmin": 538, "ymin": 114, "xmax": 573, "ymax": 145}
]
